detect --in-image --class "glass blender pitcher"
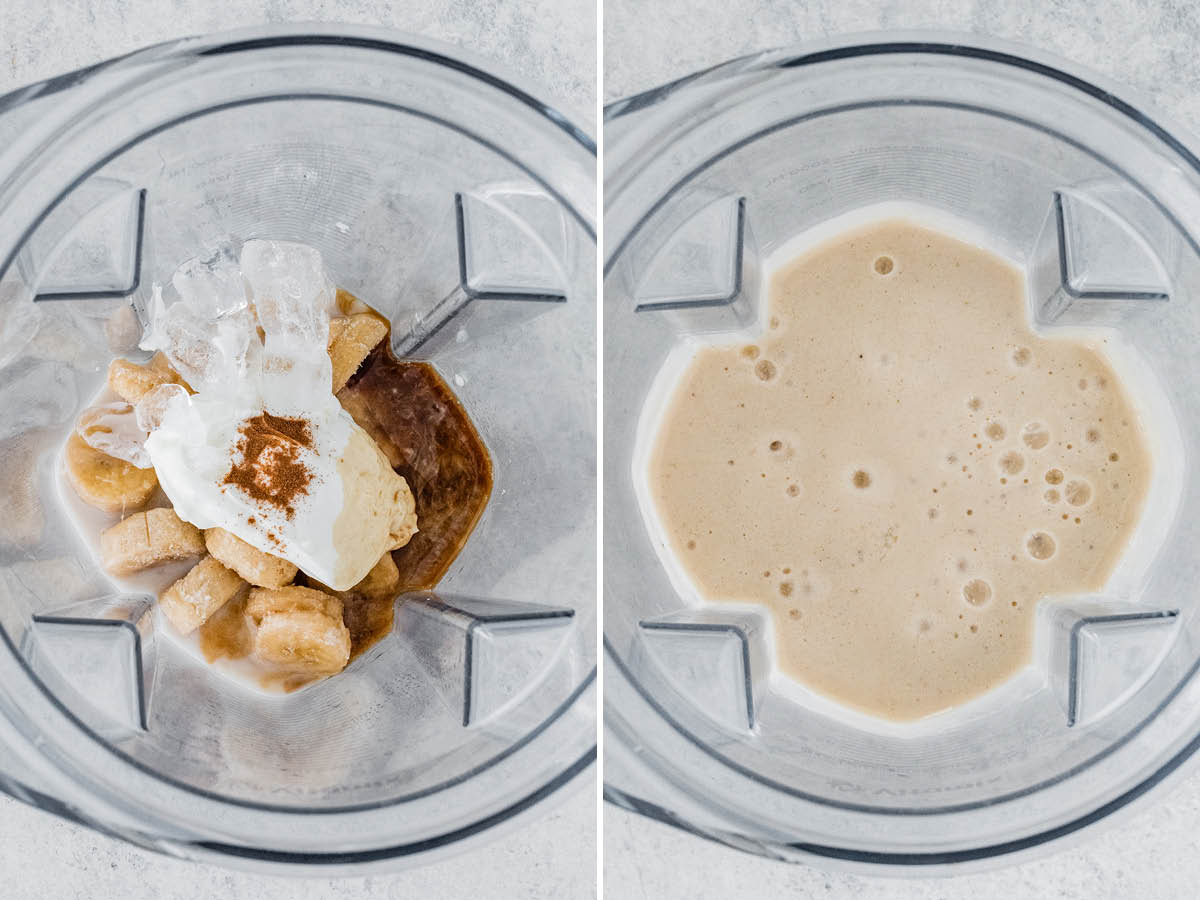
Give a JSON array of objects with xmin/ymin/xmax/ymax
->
[
  {"xmin": 605, "ymin": 34, "xmax": 1200, "ymax": 873},
  {"xmin": 0, "ymin": 24, "xmax": 595, "ymax": 872}
]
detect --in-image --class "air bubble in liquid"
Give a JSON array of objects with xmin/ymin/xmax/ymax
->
[
  {"xmin": 963, "ymin": 579, "xmax": 992, "ymax": 606},
  {"xmin": 1065, "ymin": 479, "xmax": 1092, "ymax": 506},
  {"xmin": 755, "ymin": 360, "xmax": 777, "ymax": 381},
  {"xmin": 1022, "ymin": 421, "xmax": 1050, "ymax": 450},
  {"xmin": 998, "ymin": 451, "xmax": 1025, "ymax": 475},
  {"xmin": 1026, "ymin": 531, "xmax": 1057, "ymax": 560}
]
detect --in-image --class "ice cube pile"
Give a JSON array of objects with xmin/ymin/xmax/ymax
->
[{"xmin": 77, "ymin": 240, "xmax": 342, "ymax": 468}]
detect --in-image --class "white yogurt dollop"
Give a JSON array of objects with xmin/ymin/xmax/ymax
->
[{"xmin": 139, "ymin": 240, "xmax": 416, "ymax": 590}]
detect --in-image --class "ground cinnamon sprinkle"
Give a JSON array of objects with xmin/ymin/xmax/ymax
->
[
  {"xmin": 222, "ymin": 412, "xmax": 314, "ymax": 518},
  {"xmin": 257, "ymin": 412, "xmax": 312, "ymax": 448}
]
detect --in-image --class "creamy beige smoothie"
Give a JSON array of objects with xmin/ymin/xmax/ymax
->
[{"xmin": 646, "ymin": 217, "xmax": 1152, "ymax": 720}]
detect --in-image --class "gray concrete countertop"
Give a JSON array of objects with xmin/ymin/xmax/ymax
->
[
  {"xmin": 0, "ymin": 1, "xmax": 595, "ymax": 898},
  {"xmin": 603, "ymin": 1, "xmax": 1200, "ymax": 898}
]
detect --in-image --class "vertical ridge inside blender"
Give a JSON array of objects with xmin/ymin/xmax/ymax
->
[
  {"xmin": 392, "ymin": 189, "xmax": 571, "ymax": 359},
  {"xmin": 25, "ymin": 593, "xmax": 156, "ymax": 736},
  {"xmin": 396, "ymin": 593, "xmax": 576, "ymax": 728}
]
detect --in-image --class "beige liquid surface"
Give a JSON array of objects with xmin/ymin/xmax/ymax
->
[{"xmin": 647, "ymin": 218, "xmax": 1153, "ymax": 720}]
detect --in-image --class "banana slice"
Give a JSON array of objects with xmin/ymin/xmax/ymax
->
[
  {"xmin": 64, "ymin": 431, "xmax": 158, "ymax": 514},
  {"xmin": 100, "ymin": 507, "xmax": 205, "ymax": 576},
  {"xmin": 108, "ymin": 352, "xmax": 191, "ymax": 403},
  {"xmin": 160, "ymin": 555, "xmax": 247, "ymax": 634},
  {"xmin": 245, "ymin": 586, "xmax": 351, "ymax": 675},
  {"xmin": 246, "ymin": 584, "xmax": 342, "ymax": 621},
  {"xmin": 311, "ymin": 552, "xmax": 399, "ymax": 603},
  {"xmin": 328, "ymin": 314, "xmax": 387, "ymax": 393},
  {"xmin": 352, "ymin": 552, "xmax": 400, "ymax": 602},
  {"xmin": 204, "ymin": 527, "xmax": 297, "ymax": 589}
]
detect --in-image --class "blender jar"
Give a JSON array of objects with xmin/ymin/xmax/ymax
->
[
  {"xmin": 0, "ymin": 25, "xmax": 595, "ymax": 872},
  {"xmin": 604, "ymin": 34, "xmax": 1200, "ymax": 872}
]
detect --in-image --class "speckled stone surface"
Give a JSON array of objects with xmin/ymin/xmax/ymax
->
[
  {"xmin": 0, "ymin": 1, "xmax": 595, "ymax": 898},
  {"xmin": 605, "ymin": 786, "xmax": 1200, "ymax": 899},
  {"xmin": 603, "ymin": 1, "xmax": 1200, "ymax": 898},
  {"xmin": 4, "ymin": 0, "xmax": 595, "ymax": 128}
]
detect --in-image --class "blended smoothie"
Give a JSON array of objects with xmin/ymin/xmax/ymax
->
[{"xmin": 646, "ymin": 217, "xmax": 1152, "ymax": 720}]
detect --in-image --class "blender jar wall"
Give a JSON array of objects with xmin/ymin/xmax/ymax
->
[{"xmin": 0, "ymin": 27, "xmax": 594, "ymax": 867}]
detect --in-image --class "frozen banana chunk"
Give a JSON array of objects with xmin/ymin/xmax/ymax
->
[
  {"xmin": 107, "ymin": 352, "xmax": 191, "ymax": 403},
  {"xmin": 160, "ymin": 555, "xmax": 247, "ymax": 634},
  {"xmin": 351, "ymin": 552, "xmax": 400, "ymax": 602},
  {"xmin": 328, "ymin": 314, "xmax": 387, "ymax": 393},
  {"xmin": 64, "ymin": 431, "xmax": 158, "ymax": 514},
  {"xmin": 247, "ymin": 584, "xmax": 342, "ymax": 621},
  {"xmin": 245, "ymin": 586, "xmax": 351, "ymax": 676},
  {"xmin": 100, "ymin": 507, "xmax": 205, "ymax": 576},
  {"xmin": 311, "ymin": 552, "xmax": 400, "ymax": 603},
  {"xmin": 204, "ymin": 527, "xmax": 297, "ymax": 589}
]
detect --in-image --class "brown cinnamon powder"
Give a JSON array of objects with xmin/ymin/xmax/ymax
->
[
  {"xmin": 222, "ymin": 412, "xmax": 314, "ymax": 517},
  {"xmin": 257, "ymin": 412, "xmax": 312, "ymax": 448}
]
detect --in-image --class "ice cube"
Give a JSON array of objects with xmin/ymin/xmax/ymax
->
[
  {"xmin": 139, "ymin": 239, "xmax": 338, "ymax": 411},
  {"xmin": 172, "ymin": 243, "xmax": 249, "ymax": 319},
  {"xmin": 134, "ymin": 383, "xmax": 189, "ymax": 433},
  {"xmin": 138, "ymin": 242, "xmax": 256, "ymax": 393},
  {"xmin": 139, "ymin": 284, "xmax": 258, "ymax": 393},
  {"xmin": 77, "ymin": 402, "xmax": 152, "ymax": 468},
  {"xmin": 240, "ymin": 239, "xmax": 337, "ymax": 351}
]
